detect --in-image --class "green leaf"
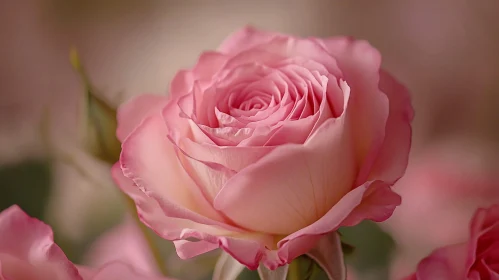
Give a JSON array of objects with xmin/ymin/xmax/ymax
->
[
  {"xmin": 286, "ymin": 255, "xmax": 329, "ymax": 280},
  {"xmin": 70, "ymin": 48, "xmax": 121, "ymax": 164},
  {"xmin": 341, "ymin": 241, "xmax": 355, "ymax": 256}
]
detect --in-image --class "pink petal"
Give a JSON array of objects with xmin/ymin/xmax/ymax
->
[
  {"xmin": 112, "ymin": 163, "xmax": 274, "ymax": 270},
  {"xmin": 191, "ymin": 52, "xmax": 228, "ymax": 87},
  {"xmin": 179, "ymin": 137, "xmax": 273, "ymax": 172},
  {"xmin": 277, "ymin": 181, "xmax": 400, "ymax": 262},
  {"xmin": 169, "ymin": 70, "xmax": 194, "ymax": 98},
  {"xmin": 119, "ymin": 113, "xmax": 227, "ymax": 224},
  {"xmin": 367, "ymin": 70, "xmax": 414, "ymax": 183},
  {"xmin": 116, "ymin": 94, "xmax": 169, "ymax": 142},
  {"xmin": 0, "ymin": 206, "xmax": 82, "ymax": 280},
  {"xmin": 83, "ymin": 218, "xmax": 159, "ymax": 276},
  {"xmin": 218, "ymin": 26, "xmax": 278, "ymax": 55},
  {"xmin": 214, "ymin": 117, "xmax": 356, "ymax": 235},
  {"xmin": 316, "ymin": 37, "xmax": 390, "ymax": 186},
  {"xmin": 173, "ymin": 240, "xmax": 219, "ymax": 260},
  {"xmin": 263, "ymin": 115, "xmax": 318, "ymax": 146},
  {"xmin": 414, "ymin": 243, "xmax": 468, "ymax": 279}
]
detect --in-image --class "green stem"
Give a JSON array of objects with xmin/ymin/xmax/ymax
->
[
  {"xmin": 288, "ymin": 259, "xmax": 300, "ymax": 280},
  {"xmin": 125, "ymin": 195, "xmax": 169, "ymax": 277}
]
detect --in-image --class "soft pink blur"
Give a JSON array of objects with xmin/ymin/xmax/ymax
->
[
  {"xmin": 382, "ymin": 138, "xmax": 499, "ymax": 279},
  {"xmin": 0, "ymin": 205, "xmax": 172, "ymax": 280},
  {"xmin": 407, "ymin": 205, "xmax": 499, "ymax": 279},
  {"xmin": 83, "ymin": 217, "xmax": 160, "ymax": 276}
]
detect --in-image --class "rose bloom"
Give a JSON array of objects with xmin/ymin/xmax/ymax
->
[
  {"xmin": 113, "ymin": 26, "xmax": 413, "ymax": 269},
  {"xmin": 381, "ymin": 139, "xmax": 499, "ymax": 278},
  {"xmin": 407, "ymin": 205, "xmax": 499, "ymax": 279},
  {"xmin": 0, "ymin": 205, "xmax": 170, "ymax": 280}
]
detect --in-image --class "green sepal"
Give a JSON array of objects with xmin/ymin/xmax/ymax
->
[{"xmin": 70, "ymin": 48, "xmax": 121, "ymax": 164}]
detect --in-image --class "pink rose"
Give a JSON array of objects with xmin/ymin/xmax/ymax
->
[
  {"xmin": 0, "ymin": 205, "xmax": 170, "ymax": 280},
  {"xmin": 407, "ymin": 204, "xmax": 499, "ymax": 279},
  {"xmin": 380, "ymin": 139, "xmax": 499, "ymax": 278},
  {"xmin": 114, "ymin": 26, "xmax": 413, "ymax": 269}
]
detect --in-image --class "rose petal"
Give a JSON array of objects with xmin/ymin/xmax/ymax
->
[
  {"xmin": 218, "ymin": 26, "xmax": 278, "ymax": 55},
  {"xmin": 178, "ymin": 138, "xmax": 273, "ymax": 172},
  {"xmin": 316, "ymin": 37, "xmax": 390, "ymax": 186},
  {"xmin": 112, "ymin": 163, "xmax": 233, "ymax": 239},
  {"xmin": 116, "ymin": 94, "xmax": 169, "ymax": 142},
  {"xmin": 169, "ymin": 70, "xmax": 194, "ymax": 99},
  {"xmin": 214, "ymin": 117, "xmax": 356, "ymax": 235},
  {"xmin": 277, "ymin": 180, "xmax": 400, "ymax": 263},
  {"xmin": 119, "ymin": 114, "xmax": 230, "ymax": 226},
  {"xmin": 367, "ymin": 70, "xmax": 414, "ymax": 183},
  {"xmin": 0, "ymin": 206, "xmax": 82, "ymax": 280},
  {"xmin": 191, "ymin": 52, "xmax": 228, "ymax": 86},
  {"xmin": 414, "ymin": 243, "xmax": 468, "ymax": 280},
  {"xmin": 113, "ymin": 163, "xmax": 279, "ymax": 270}
]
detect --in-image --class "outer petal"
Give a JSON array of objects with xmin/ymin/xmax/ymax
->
[
  {"xmin": 120, "ymin": 112, "xmax": 227, "ymax": 225},
  {"xmin": 276, "ymin": 181, "xmax": 401, "ymax": 264},
  {"xmin": 413, "ymin": 243, "xmax": 468, "ymax": 280},
  {"xmin": 169, "ymin": 70, "xmax": 194, "ymax": 99},
  {"xmin": 218, "ymin": 26, "xmax": 278, "ymax": 55},
  {"xmin": 214, "ymin": 117, "xmax": 357, "ymax": 235},
  {"xmin": 112, "ymin": 163, "xmax": 273, "ymax": 271},
  {"xmin": 0, "ymin": 205, "xmax": 82, "ymax": 280},
  {"xmin": 116, "ymin": 94, "xmax": 169, "ymax": 142},
  {"xmin": 367, "ymin": 70, "xmax": 414, "ymax": 183},
  {"xmin": 112, "ymin": 162, "xmax": 236, "ymax": 239},
  {"xmin": 317, "ymin": 37, "xmax": 390, "ymax": 185}
]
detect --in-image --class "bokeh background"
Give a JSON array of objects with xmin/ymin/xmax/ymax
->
[{"xmin": 1, "ymin": 1, "xmax": 498, "ymax": 279}]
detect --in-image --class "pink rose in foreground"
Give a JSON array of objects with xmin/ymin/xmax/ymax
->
[
  {"xmin": 114, "ymin": 26, "xmax": 413, "ymax": 269},
  {"xmin": 380, "ymin": 140, "xmax": 499, "ymax": 278},
  {"xmin": 407, "ymin": 205, "xmax": 499, "ymax": 279},
  {"xmin": 0, "ymin": 205, "xmax": 170, "ymax": 280}
]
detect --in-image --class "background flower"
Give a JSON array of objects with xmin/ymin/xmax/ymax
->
[
  {"xmin": 0, "ymin": 205, "xmax": 172, "ymax": 280},
  {"xmin": 381, "ymin": 137, "xmax": 499, "ymax": 279},
  {"xmin": 407, "ymin": 205, "xmax": 499, "ymax": 279}
]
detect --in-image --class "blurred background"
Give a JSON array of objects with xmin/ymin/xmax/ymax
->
[{"xmin": 1, "ymin": 1, "xmax": 498, "ymax": 279}]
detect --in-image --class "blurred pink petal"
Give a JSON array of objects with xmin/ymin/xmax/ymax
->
[
  {"xmin": 0, "ymin": 205, "xmax": 81, "ymax": 280},
  {"xmin": 408, "ymin": 205, "xmax": 499, "ymax": 279},
  {"xmin": 83, "ymin": 218, "xmax": 160, "ymax": 276},
  {"xmin": 382, "ymin": 138, "xmax": 499, "ymax": 278}
]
